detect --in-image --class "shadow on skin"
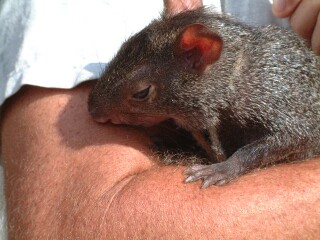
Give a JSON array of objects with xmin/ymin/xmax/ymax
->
[{"xmin": 55, "ymin": 80, "xmax": 153, "ymax": 152}]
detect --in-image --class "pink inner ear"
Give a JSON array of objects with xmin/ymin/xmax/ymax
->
[{"xmin": 177, "ymin": 24, "xmax": 223, "ymax": 72}]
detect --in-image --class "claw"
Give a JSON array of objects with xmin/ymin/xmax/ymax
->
[
  {"xmin": 184, "ymin": 161, "xmax": 240, "ymax": 187},
  {"xmin": 201, "ymin": 179, "xmax": 212, "ymax": 189},
  {"xmin": 184, "ymin": 175, "xmax": 198, "ymax": 183}
]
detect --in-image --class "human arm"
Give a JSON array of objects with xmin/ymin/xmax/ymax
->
[
  {"xmin": 1, "ymin": 84, "xmax": 320, "ymax": 239},
  {"xmin": 272, "ymin": 0, "xmax": 320, "ymax": 55}
]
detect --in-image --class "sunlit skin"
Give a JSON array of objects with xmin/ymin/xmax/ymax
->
[{"xmin": 272, "ymin": 0, "xmax": 320, "ymax": 55}]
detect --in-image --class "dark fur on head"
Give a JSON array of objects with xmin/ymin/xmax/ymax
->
[{"xmin": 88, "ymin": 8, "xmax": 227, "ymax": 127}]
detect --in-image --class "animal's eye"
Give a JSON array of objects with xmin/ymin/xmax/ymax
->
[{"xmin": 132, "ymin": 85, "xmax": 151, "ymax": 100}]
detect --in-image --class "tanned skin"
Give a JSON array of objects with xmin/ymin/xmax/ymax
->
[{"xmin": 1, "ymin": 83, "xmax": 320, "ymax": 239}]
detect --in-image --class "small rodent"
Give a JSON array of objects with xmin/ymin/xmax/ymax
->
[{"xmin": 88, "ymin": 7, "xmax": 320, "ymax": 188}]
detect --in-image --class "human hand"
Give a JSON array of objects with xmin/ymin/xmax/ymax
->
[
  {"xmin": 164, "ymin": 0, "xmax": 203, "ymax": 15},
  {"xmin": 272, "ymin": 0, "xmax": 320, "ymax": 55}
]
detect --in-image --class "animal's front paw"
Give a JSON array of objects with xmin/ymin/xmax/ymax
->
[{"xmin": 184, "ymin": 161, "xmax": 241, "ymax": 188}]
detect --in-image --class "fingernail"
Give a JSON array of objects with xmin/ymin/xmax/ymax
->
[
  {"xmin": 183, "ymin": 169, "xmax": 191, "ymax": 175},
  {"xmin": 273, "ymin": 0, "xmax": 286, "ymax": 12}
]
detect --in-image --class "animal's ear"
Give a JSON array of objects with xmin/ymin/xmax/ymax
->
[{"xmin": 175, "ymin": 24, "xmax": 223, "ymax": 73}]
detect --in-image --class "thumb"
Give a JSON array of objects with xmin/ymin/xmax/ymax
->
[
  {"xmin": 164, "ymin": 0, "xmax": 203, "ymax": 16},
  {"xmin": 272, "ymin": 0, "xmax": 302, "ymax": 18}
]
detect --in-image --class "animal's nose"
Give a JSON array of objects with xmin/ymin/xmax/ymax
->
[
  {"xmin": 109, "ymin": 117, "xmax": 122, "ymax": 124},
  {"xmin": 88, "ymin": 109, "xmax": 110, "ymax": 124},
  {"xmin": 94, "ymin": 116, "xmax": 112, "ymax": 123},
  {"xmin": 94, "ymin": 115, "xmax": 123, "ymax": 124},
  {"xmin": 88, "ymin": 103, "xmax": 124, "ymax": 124}
]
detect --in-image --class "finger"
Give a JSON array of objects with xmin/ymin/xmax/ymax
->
[
  {"xmin": 164, "ymin": 0, "xmax": 203, "ymax": 16},
  {"xmin": 311, "ymin": 13, "xmax": 320, "ymax": 55},
  {"xmin": 272, "ymin": 0, "xmax": 302, "ymax": 18},
  {"xmin": 289, "ymin": 0, "xmax": 320, "ymax": 43}
]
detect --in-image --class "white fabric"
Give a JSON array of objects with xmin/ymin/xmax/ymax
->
[{"xmin": 0, "ymin": 0, "xmax": 288, "ymax": 239}]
